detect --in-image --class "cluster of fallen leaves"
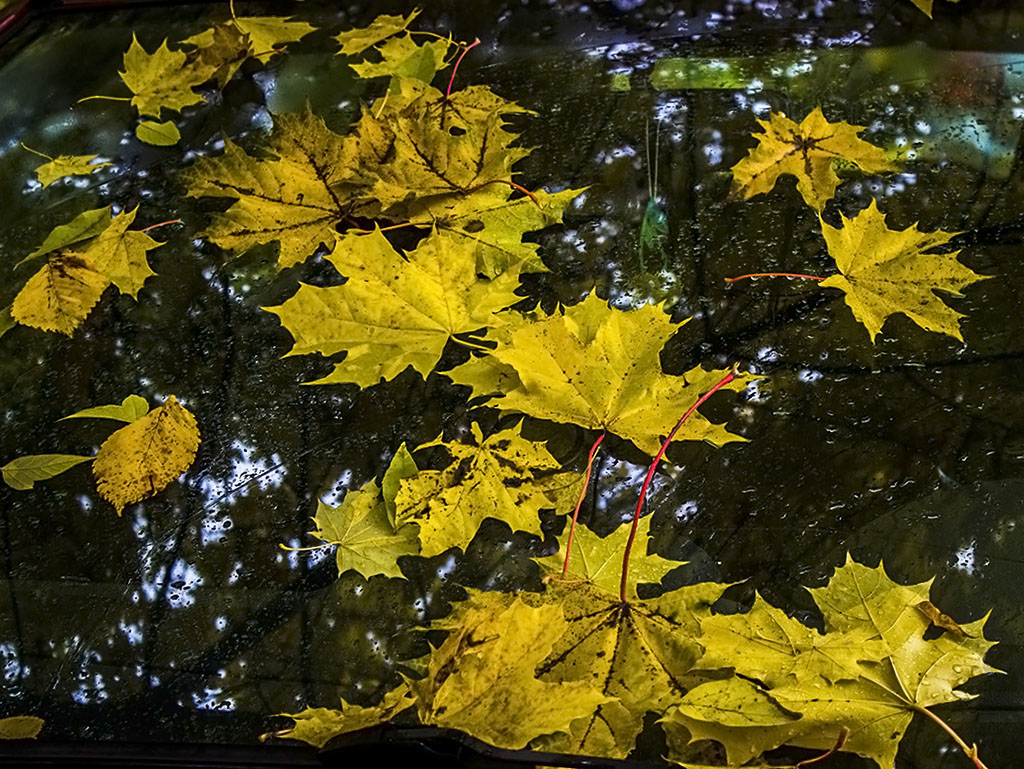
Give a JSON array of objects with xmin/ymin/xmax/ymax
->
[
  {"xmin": 276, "ymin": 520, "xmax": 998, "ymax": 769},
  {"xmin": 2, "ymin": 394, "xmax": 200, "ymax": 514},
  {"xmin": 728, "ymin": 106, "xmax": 987, "ymax": 343},
  {"xmin": 0, "ymin": 7, "xmax": 1001, "ymax": 768}
]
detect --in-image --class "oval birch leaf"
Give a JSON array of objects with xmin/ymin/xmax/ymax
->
[
  {"xmin": 12, "ymin": 253, "xmax": 110, "ymax": 336},
  {"xmin": 2, "ymin": 454, "xmax": 93, "ymax": 490},
  {"xmin": 60, "ymin": 394, "xmax": 150, "ymax": 423},
  {"xmin": 135, "ymin": 120, "xmax": 181, "ymax": 146},
  {"xmin": 0, "ymin": 715, "xmax": 44, "ymax": 740},
  {"xmin": 93, "ymin": 395, "xmax": 200, "ymax": 514}
]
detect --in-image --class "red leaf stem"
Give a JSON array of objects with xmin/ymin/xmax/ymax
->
[
  {"xmin": 562, "ymin": 432, "xmax": 606, "ymax": 577},
  {"xmin": 446, "ymin": 37, "xmax": 481, "ymax": 99},
  {"xmin": 724, "ymin": 272, "xmax": 825, "ymax": 284},
  {"xmin": 619, "ymin": 366, "xmax": 739, "ymax": 603}
]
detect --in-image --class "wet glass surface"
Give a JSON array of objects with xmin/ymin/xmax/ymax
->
[{"xmin": 0, "ymin": 0, "xmax": 1023, "ymax": 765}]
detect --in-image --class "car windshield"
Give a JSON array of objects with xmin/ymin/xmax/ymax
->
[{"xmin": 0, "ymin": 1, "xmax": 1020, "ymax": 767}]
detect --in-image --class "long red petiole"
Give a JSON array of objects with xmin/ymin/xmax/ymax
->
[
  {"xmin": 446, "ymin": 37, "xmax": 481, "ymax": 99},
  {"xmin": 725, "ymin": 272, "xmax": 825, "ymax": 284},
  {"xmin": 619, "ymin": 366, "xmax": 739, "ymax": 603},
  {"xmin": 562, "ymin": 432, "xmax": 606, "ymax": 577},
  {"xmin": 140, "ymin": 219, "xmax": 183, "ymax": 233}
]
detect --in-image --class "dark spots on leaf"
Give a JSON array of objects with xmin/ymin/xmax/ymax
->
[
  {"xmin": 464, "ymin": 219, "xmax": 485, "ymax": 233},
  {"xmin": 448, "ymin": 126, "xmax": 466, "ymax": 136}
]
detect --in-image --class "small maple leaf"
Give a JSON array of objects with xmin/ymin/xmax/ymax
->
[
  {"xmin": 305, "ymin": 474, "xmax": 420, "ymax": 579},
  {"xmin": 28, "ymin": 152, "xmax": 110, "ymax": 188},
  {"xmin": 820, "ymin": 199, "xmax": 987, "ymax": 342},
  {"xmin": 12, "ymin": 208, "xmax": 164, "ymax": 335},
  {"xmin": 334, "ymin": 10, "xmax": 420, "ymax": 56},
  {"xmin": 445, "ymin": 291, "xmax": 753, "ymax": 457},
  {"xmin": 93, "ymin": 395, "xmax": 201, "ymax": 514},
  {"xmin": 361, "ymin": 78, "xmax": 531, "ymax": 217},
  {"xmin": 394, "ymin": 422, "xmax": 582, "ymax": 558},
  {"xmin": 118, "ymin": 35, "xmax": 215, "ymax": 119},
  {"xmin": 263, "ymin": 228, "xmax": 523, "ymax": 388},
  {"xmin": 349, "ymin": 33, "xmax": 451, "ymax": 83},
  {"xmin": 273, "ymin": 687, "xmax": 414, "ymax": 748},
  {"xmin": 730, "ymin": 107, "xmax": 896, "ymax": 211}
]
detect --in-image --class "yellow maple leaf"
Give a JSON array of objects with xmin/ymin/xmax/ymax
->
[
  {"xmin": 445, "ymin": 291, "xmax": 753, "ymax": 456},
  {"xmin": 84, "ymin": 207, "xmax": 162, "ymax": 299},
  {"xmin": 819, "ymin": 199, "xmax": 987, "ymax": 342},
  {"xmin": 263, "ymin": 228, "xmax": 523, "ymax": 387},
  {"xmin": 334, "ymin": 10, "xmax": 419, "ymax": 56},
  {"xmin": 11, "ymin": 253, "xmax": 110, "ymax": 336},
  {"xmin": 92, "ymin": 395, "xmax": 200, "ymax": 514},
  {"xmin": 412, "ymin": 596, "xmax": 612, "ymax": 750},
  {"xmin": 118, "ymin": 35, "xmax": 214, "ymax": 119},
  {"xmin": 181, "ymin": 107, "xmax": 353, "ymax": 268},
  {"xmin": 730, "ymin": 107, "xmax": 895, "ymax": 211},
  {"xmin": 23, "ymin": 146, "xmax": 110, "ymax": 188}
]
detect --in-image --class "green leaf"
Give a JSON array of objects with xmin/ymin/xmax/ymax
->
[
  {"xmin": 0, "ymin": 716, "xmax": 44, "ymax": 740},
  {"xmin": 274, "ymin": 686, "xmax": 414, "ymax": 748},
  {"xmin": 673, "ymin": 677, "xmax": 800, "ymax": 727},
  {"xmin": 234, "ymin": 16, "xmax": 316, "ymax": 64},
  {"xmin": 693, "ymin": 593, "xmax": 888, "ymax": 686},
  {"xmin": 445, "ymin": 291, "xmax": 753, "ymax": 456},
  {"xmin": 381, "ymin": 442, "xmax": 417, "ymax": 528},
  {"xmin": 819, "ymin": 199, "xmax": 987, "ymax": 342},
  {"xmin": 335, "ymin": 10, "xmax": 419, "ymax": 56},
  {"xmin": 665, "ymin": 557, "xmax": 999, "ymax": 769},
  {"xmin": 23, "ymin": 206, "xmax": 113, "ymax": 263},
  {"xmin": 349, "ymin": 34, "xmax": 450, "ymax": 84},
  {"xmin": 60, "ymin": 394, "xmax": 150, "ymax": 423},
  {"xmin": 394, "ymin": 422, "xmax": 581, "ymax": 558},
  {"xmin": 136, "ymin": 120, "xmax": 181, "ymax": 146},
  {"xmin": 2, "ymin": 454, "xmax": 93, "ymax": 490},
  {"xmin": 32, "ymin": 154, "xmax": 110, "ymax": 188},
  {"xmin": 263, "ymin": 228, "xmax": 523, "ymax": 388},
  {"xmin": 308, "ymin": 479, "xmax": 419, "ymax": 579}
]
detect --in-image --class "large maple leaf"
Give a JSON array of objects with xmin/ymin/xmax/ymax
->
[
  {"xmin": 527, "ymin": 520, "xmax": 730, "ymax": 759},
  {"xmin": 263, "ymin": 228, "xmax": 523, "ymax": 387},
  {"xmin": 360, "ymin": 78, "xmax": 531, "ymax": 218},
  {"xmin": 412, "ymin": 596, "xmax": 612, "ymax": 750},
  {"xmin": 820, "ymin": 199, "xmax": 987, "ymax": 342},
  {"xmin": 444, "ymin": 291, "xmax": 752, "ymax": 456},
  {"xmin": 664, "ymin": 556, "xmax": 999, "ymax": 768},
  {"xmin": 730, "ymin": 107, "xmax": 895, "ymax": 211},
  {"xmin": 393, "ymin": 422, "xmax": 582, "ymax": 558},
  {"xmin": 181, "ymin": 107, "xmax": 354, "ymax": 268}
]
